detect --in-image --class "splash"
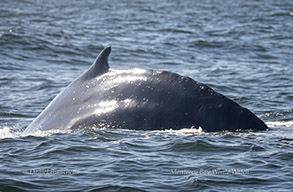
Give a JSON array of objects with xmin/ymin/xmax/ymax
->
[
  {"xmin": 21, "ymin": 129, "xmax": 71, "ymax": 137},
  {"xmin": 154, "ymin": 126, "xmax": 204, "ymax": 136},
  {"xmin": 0, "ymin": 126, "xmax": 71, "ymax": 139},
  {"xmin": 266, "ymin": 120, "xmax": 293, "ymax": 128},
  {"xmin": 0, "ymin": 127, "xmax": 15, "ymax": 139}
]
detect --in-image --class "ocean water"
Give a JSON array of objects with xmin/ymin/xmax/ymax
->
[{"xmin": 0, "ymin": 0, "xmax": 292, "ymax": 191}]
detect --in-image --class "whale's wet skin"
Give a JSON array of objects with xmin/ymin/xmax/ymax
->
[{"xmin": 24, "ymin": 46, "xmax": 267, "ymax": 133}]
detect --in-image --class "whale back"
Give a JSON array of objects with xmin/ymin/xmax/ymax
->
[{"xmin": 24, "ymin": 47, "xmax": 268, "ymax": 133}]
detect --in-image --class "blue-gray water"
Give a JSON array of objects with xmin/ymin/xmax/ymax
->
[{"xmin": 0, "ymin": 0, "xmax": 292, "ymax": 191}]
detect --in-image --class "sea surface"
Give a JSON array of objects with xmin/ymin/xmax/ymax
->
[{"xmin": 0, "ymin": 0, "xmax": 292, "ymax": 191}]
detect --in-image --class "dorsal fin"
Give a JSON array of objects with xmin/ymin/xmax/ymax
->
[{"xmin": 81, "ymin": 46, "xmax": 111, "ymax": 81}]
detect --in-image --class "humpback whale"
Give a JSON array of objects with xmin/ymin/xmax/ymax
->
[{"xmin": 24, "ymin": 46, "xmax": 268, "ymax": 133}]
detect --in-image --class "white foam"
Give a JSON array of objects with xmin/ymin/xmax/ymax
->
[
  {"xmin": 0, "ymin": 127, "xmax": 15, "ymax": 139},
  {"xmin": 2, "ymin": 120, "xmax": 291, "ymax": 140},
  {"xmin": 0, "ymin": 126, "xmax": 73, "ymax": 139},
  {"xmin": 266, "ymin": 121, "xmax": 293, "ymax": 128},
  {"xmin": 21, "ymin": 129, "xmax": 71, "ymax": 137},
  {"xmin": 154, "ymin": 126, "xmax": 203, "ymax": 136}
]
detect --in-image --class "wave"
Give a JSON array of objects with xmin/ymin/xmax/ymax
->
[{"xmin": 1, "ymin": 119, "xmax": 292, "ymax": 140}]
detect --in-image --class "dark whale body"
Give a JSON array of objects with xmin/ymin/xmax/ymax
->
[{"xmin": 24, "ymin": 46, "xmax": 268, "ymax": 133}]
